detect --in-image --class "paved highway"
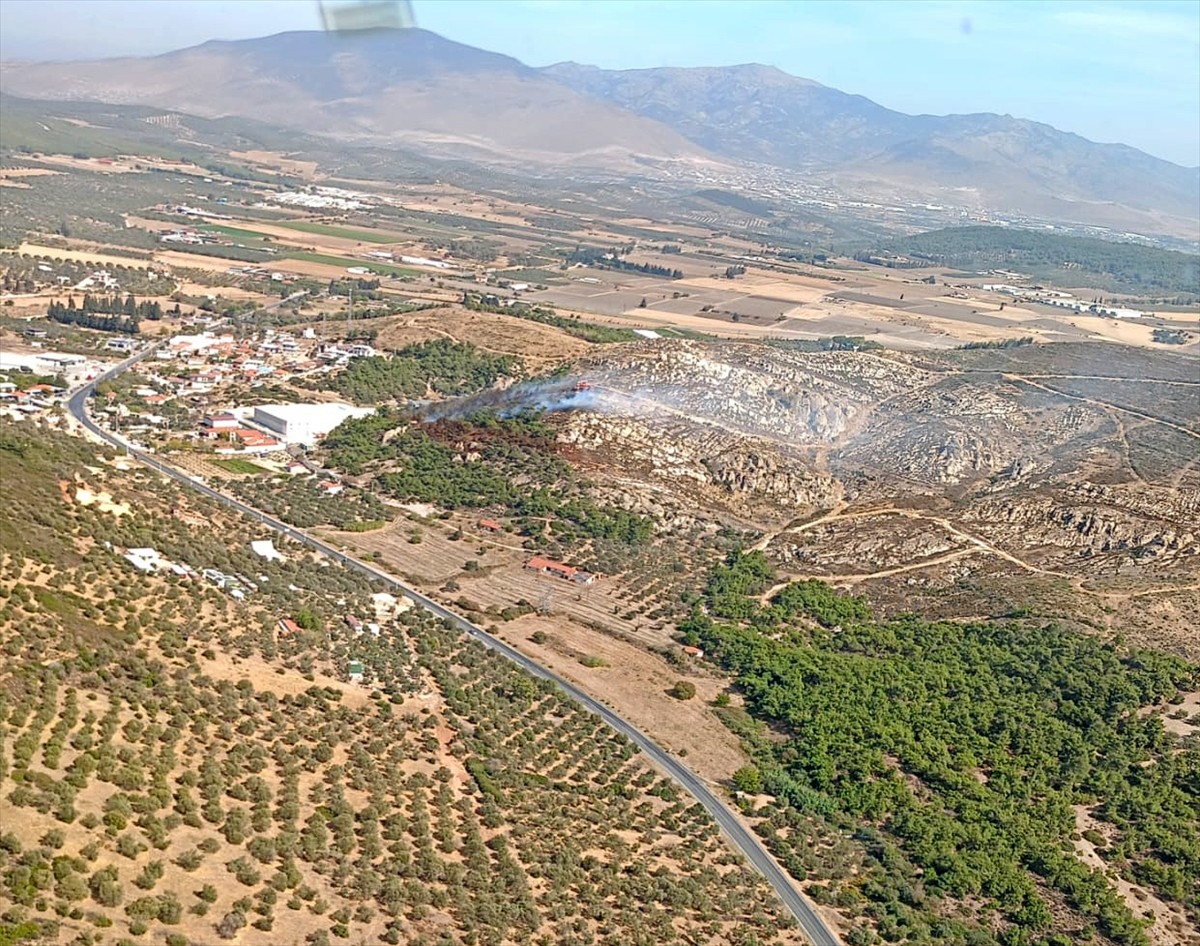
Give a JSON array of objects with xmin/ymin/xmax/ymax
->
[{"xmin": 66, "ymin": 351, "xmax": 841, "ymax": 946}]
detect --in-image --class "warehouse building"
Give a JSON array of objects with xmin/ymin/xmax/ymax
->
[{"xmin": 251, "ymin": 402, "xmax": 373, "ymax": 446}]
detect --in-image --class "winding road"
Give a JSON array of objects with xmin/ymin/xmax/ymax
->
[{"xmin": 66, "ymin": 346, "xmax": 841, "ymax": 945}]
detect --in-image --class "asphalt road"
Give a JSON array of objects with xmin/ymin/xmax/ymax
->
[{"xmin": 66, "ymin": 348, "xmax": 841, "ymax": 946}]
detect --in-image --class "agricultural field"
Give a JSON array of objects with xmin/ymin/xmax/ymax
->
[
  {"xmin": 208, "ymin": 458, "xmax": 270, "ymax": 475},
  {"xmin": 281, "ymin": 253, "xmax": 418, "ymax": 278},
  {"xmin": 270, "ymin": 221, "xmax": 404, "ymax": 244},
  {"xmin": 0, "ymin": 420, "xmax": 808, "ymax": 946}
]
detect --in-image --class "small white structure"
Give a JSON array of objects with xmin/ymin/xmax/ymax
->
[
  {"xmin": 250, "ymin": 540, "xmax": 285, "ymax": 563},
  {"xmin": 124, "ymin": 547, "xmax": 162, "ymax": 573}
]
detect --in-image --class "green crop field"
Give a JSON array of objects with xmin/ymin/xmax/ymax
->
[
  {"xmin": 283, "ymin": 251, "xmax": 418, "ymax": 277},
  {"xmin": 209, "ymin": 457, "xmax": 270, "ymax": 474},
  {"xmin": 200, "ymin": 224, "xmax": 274, "ymax": 242},
  {"xmin": 273, "ymin": 220, "xmax": 403, "ymax": 244}
]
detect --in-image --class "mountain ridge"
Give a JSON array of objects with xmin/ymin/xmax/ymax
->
[{"xmin": 1, "ymin": 28, "xmax": 1196, "ymax": 235}]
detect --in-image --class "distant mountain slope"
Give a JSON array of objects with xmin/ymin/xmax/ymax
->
[
  {"xmin": 1, "ymin": 29, "xmax": 1197, "ymax": 236},
  {"xmin": 544, "ymin": 62, "xmax": 1200, "ymax": 231},
  {"xmin": 0, "ymin": 30, "xmax": 710, "ymax": 165}
]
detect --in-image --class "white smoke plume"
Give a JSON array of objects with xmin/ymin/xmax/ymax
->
[{"xmin": 416, "ymin": 376, "xmax": 640, "ymax": 423}]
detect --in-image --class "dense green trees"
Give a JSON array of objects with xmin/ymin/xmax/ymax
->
[
  {"xmin": 328, "ymin": 339, "xmax": 522, "ymax": 405},
  {"xmin": 324, "ymin": 410, "xmax": 653, "ymax": 547},
  {"xmin": 682, "ymin": 553, "xmax": 1199, "ymax": 945},
  {"xmin": 47, "ymin": 300, "xmax": 139, "ymax": 334}
]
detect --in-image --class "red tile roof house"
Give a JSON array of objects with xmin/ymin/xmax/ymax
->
[
  {"xmin": 525, "ymin": 556, "xmax": 577, "ymax": 580},
  {"xmin": 525, "ymin": 556, "xmax": 596, "ymax": 584},
  {"xmin": 478, "ymin": 519, "xmax": 503, "ymax": 532},
  {"xmin": 278, "ymin": 618, "xmax": 302, "ymax": 636},
  {"xmin": 229, "ymin": 429, "xmax": 279, "ymax": 449}
]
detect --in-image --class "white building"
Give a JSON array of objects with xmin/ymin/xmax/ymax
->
[
  {"xmin": 1096, "ymin": 305, "xmax": 1144, "ymax": 320},
  {"xmin": 250, "ymin": 540, "xmax": 285, "ymax": 562},
  {"xmin": 124, "ymin": 547, "xmax": 162, "ymax": 572},
  {"xmin": 251, "ymin": 402, "xmax": 373, "ymax": 446}
]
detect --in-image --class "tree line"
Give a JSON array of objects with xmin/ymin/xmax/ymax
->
[
  {"xmin": 461, "ymin": 293, "xmax": 639, "ymax": 343},
  {"xmin": 47, "ymin": 301, "xmax": 139, "ymax": 335},
  {"xmin": 568, "ymin": 247, "xmax": 683, "ymax": 279},
  {"xmin": 77, "ymin": 293, "xmax": 163, "ymax": 320}
]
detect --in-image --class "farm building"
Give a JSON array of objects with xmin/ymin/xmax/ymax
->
[{"xmin": 525, "ymin": 556, "xmax": 596, "ymax": 585}]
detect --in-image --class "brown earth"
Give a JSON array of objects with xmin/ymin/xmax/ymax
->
[{"xmin": 370, "ymin": 306, "xmax": 593, "ymax": 366}]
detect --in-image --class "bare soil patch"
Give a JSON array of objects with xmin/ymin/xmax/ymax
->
[
  {"xmin": 152, "ymin": 249, "xmax": 240, "ymax": 272},
  {"xmin": 505, "ymin": 613, "xmax": 749, "ymax": 783},
  {"xmin": 0, "ymin": 167, "xmax": 60, "ymax": 179},
  {"xmin": 197, "ymin": 648, "xmax": 371, "ymax": 709}
]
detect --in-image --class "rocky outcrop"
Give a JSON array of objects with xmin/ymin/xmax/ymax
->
[
  {"xmin": 558, "ymin": 410, "xmax": 839, "ymax": 512},
  {"xmin": 969, "ymin": 487, "xmax": 1199, "ymax": 557}
]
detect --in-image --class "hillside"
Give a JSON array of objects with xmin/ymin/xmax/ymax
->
[
  {"xmin": 853, "ymin": 225, "xmax": 1200, "ymax": 297},
  {"xmin": 0, "ymin": 30, "xmax": 709, "ymax": 166},
  {"xmin": 545, "ymin": 62, "xmax": 1200, "ymax": 235},
  {"xmin": 0, "ymin": 29, "xmax": 1197, "ymax": 236}
]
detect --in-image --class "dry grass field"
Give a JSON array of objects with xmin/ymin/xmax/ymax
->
[{"xmin": 371, "ymin": 307, "xmax": 594, "ymax": 367}]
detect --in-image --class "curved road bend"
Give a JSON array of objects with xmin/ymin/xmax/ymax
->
[{"xmin": 67, "ymin": 362, "xmax": 841, "ymax": 946}]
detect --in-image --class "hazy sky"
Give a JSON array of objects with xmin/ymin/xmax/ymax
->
[{"xmin": 2, "ymin": 0, "xmax": 1197, "ymax": 166}]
